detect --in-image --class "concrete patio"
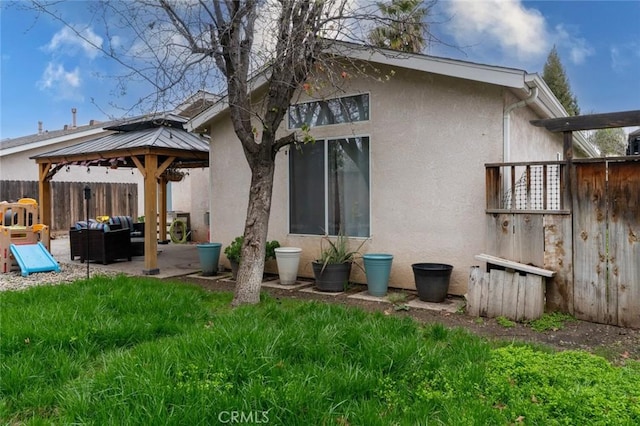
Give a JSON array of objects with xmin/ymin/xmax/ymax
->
[{"xmin": 50, "ymin": 234, "xmax": 203, "ymax": 279}]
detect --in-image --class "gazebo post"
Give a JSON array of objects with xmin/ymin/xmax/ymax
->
[
  {"xmin": 159, "ymin": 177, "xmax": 168, "ymax": 242},
  {"xmin": 143, "ymin": 154, "xmax": 159, "ymax": 275},
  {"xmin": 38, "ymin": 163, "xmax": 52, "ymax": 251}
]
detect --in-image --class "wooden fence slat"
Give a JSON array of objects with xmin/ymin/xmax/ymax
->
[
  {"xmin": 501, "ymin": 271, "xmax": 519, "ymax": 320},
  {"xmin": 467, "ymin": 266, "xmax": 482, "ymax": 317},
  {"xmin": 479, "ymin": 271, "xmax": 490, "ymax": 317},
  {"xmin": 0, "ymin": 180, "xmax": 137, "ymax": 231},
  {"xmin": 513, "ymin": 214, "xmax": 544, "ymax": 266},
  {"xmin": 572, "ymin": 162, "xmax": 608, "ymax": 324},
  {"xmin": 608, "ymin": 161, "xmax": 640, "ymax": 328},
  {"xmin": 487, "ymin": 270, "xmax": 505, "ymax": 318},
  {"xmin": 523, "ymin": 274, "xmax": 545, "ymax": 321},
  {"xmin": 543, "ymin": 214, "xmax": 573, "ymax": 314},
  {"xmin": 515, "ymin": 275, "xmax": 527, "ymax": 321}
]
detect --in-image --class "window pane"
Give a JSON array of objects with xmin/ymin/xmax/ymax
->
[
  {"xmin": 288, "ymin": 94, "xmax": 369, "ymax": 129},
  {"xmin": 289, "ymin": 141, "xmax": 325, "ymax": 235},
  {"xmin": 327, "ymin": 137, "xmax": 370, "ymax": 237}
]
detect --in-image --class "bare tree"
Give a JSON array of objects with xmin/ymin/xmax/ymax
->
[{"xmin": 27, "ymin": 0, "xmax": 441, "ymax": 305}]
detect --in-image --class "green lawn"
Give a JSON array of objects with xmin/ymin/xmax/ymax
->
[{"xmin": 1, "ymin": 276, "xmax": 638, "ymax": 425}]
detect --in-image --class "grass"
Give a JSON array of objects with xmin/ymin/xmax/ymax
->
[
  {"xmin": 1, "ymin": 276, "xmax": 639, "ymax": 425},
  {"xmin": 528, "ymin": 312, "xmax": 576, "ymax": 332}
]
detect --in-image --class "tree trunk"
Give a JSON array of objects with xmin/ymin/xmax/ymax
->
[{"xmin": 231, "ymin": 158, "xmax": 275, "ymax": 306}]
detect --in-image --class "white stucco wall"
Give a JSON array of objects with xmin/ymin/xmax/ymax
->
[
  {"xmin": 208, "ymin": 65, "xmax": 563, "ymax": 295},
  {"xmin": 168, "ymin": 168, "xmax": 210, "ymax": 242}
]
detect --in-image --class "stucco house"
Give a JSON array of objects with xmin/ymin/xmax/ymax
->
[{"xmin": 189, "ymin": 43, "xmax": 596, "ymax": 295}]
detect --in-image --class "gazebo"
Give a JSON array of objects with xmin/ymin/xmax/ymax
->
[{"xmin": 31, "ymin": 114, "xmax": 209, "ymax": 275}]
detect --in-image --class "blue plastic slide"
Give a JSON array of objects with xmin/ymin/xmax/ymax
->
[{"xmin": 9, "ymin": 242, "xmax": 61, "ymax": 277}]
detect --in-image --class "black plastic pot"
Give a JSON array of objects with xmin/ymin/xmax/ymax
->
[
  {"xmin": 412, "ymin": 263, "xmax": 453, "ymax": 303},
  {"xmin": 312, "ymin": 261, "xmax": 352, "ymax": 292}
]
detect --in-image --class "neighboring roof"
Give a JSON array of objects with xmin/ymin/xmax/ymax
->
[
  {"xmin": 0, "ymin": 120, "xmax": 118, "ymax": 157},
  {"xmin": 187, "ymin": 40, "xmax": 598, "ymax": 157},
  {"xmin": 173, "ymin": 90, "xmax": 219, "ymax": 118}
]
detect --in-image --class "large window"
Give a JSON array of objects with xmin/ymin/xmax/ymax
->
[
  {"xmin": 288, "ymin": 94, "xmax": 369, "ymax": 129},
  {"xmin": 289, "ymin": 136, "xmax": 370, "ymax": 237}
]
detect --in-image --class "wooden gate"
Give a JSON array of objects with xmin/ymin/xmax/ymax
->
[
  {"xmin": 485, "ymin": 158, "xmax": 640, "ymax": 328},
  {"xmin": 573, "ymin": 160, "xmax": 640, "ymax": 327}
]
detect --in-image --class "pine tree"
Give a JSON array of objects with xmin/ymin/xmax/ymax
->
[
  {"xmin": 542, "ymin": 46, "xmax": 580, "ymax": 116},
  {"xmin": 368, "ymin": 0, "xmax": 430, "ymax": 53},
  {"xmin": 589, "ymin": 128, "xmax": 627, "ymax": 156}
]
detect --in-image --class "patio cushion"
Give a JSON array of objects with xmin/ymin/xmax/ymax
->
[
  {"xmin": 75, "ymin": 220, "xmax": 110, "ymax": 232},
  {"xmin": 109, "ymin": 215, "xmax": 134, "ymax": 230}
]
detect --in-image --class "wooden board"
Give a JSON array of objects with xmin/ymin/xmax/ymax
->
[
  {"xmin": 501, "ymin": 271, "xmax": 520, "ymax": 320},
  {"xmin": 513, "ymin": 214, "xmax": 544, "ymax": 266},
  {"xmin": 523, "ymin": 274, "xmax": 545, "ymax": 320},
  {"xmin": 572, "ymin": 162, "xmax": 610, "ymax": 324},
  {"xmin": 544, "ymin": 214, "xmax": 574, "ymax": 313},
  {"xmin": 608, "ymin": 161, "xmax": 640, "ymax": 328},
  {"xmin": 467, "ymin": 266, "xmax": 483, "ymax": 317},
  {"xmin": 486, "ymin": 213, "xmax": 513, "ymax": 259},
  {"xmin": 474, "ymin": 253, "xmax": 555, "ymax": 277},
  {"xmin": 487, "ymin": 269, "xmax": 506, "ymax": 318}
]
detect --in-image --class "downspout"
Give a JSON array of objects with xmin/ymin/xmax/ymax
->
[
  {"xmin": 503, "ymin": 86, "xmax": 539, "ymax": 162},
  {"xmin": 502, "ymin": 86, "xmax": 538, "ymax": 207}
]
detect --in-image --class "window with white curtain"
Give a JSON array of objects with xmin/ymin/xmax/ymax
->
[{"xmin": 289, "ymin": 136, "xmax": 370, "ymax": 237}]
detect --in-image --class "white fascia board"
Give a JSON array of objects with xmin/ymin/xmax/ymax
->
[
  {"xmin": 525, "ymin": 74, "xmax": 599, "ymax": 158},
  {"xmin": 334, "ymin": 45, "xmax": 527, "ymax": 89},
  {"xmin": 0, "ymin": 127, "xmax": 110, "ymax": 158}
]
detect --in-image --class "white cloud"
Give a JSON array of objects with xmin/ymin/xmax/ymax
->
[
  {"xmin": 37, "ymin": 62, "xmax": 83, "ymax": 101},
  {"xmin": 44, "ymin": 26, "xmax": 103, "ymax": 59},
  {"xmin": 442, "ymin": 0, "xmax": 550, "ymax": 62},
  {"xmin": 554, "ymin": 24, "xmax": 594, "ymax": 65},
  {"xmin": 611, "ymin": 42, "xmax": 640, "ymax": 72}
]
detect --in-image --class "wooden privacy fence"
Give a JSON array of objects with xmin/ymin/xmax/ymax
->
[
  {"xmin": 483, "ymin": 158, "xmax": 640, "ymax": 328},
  {"xmin": 0, "ymin": 180, "xmax": 138, "ymax": 232}
]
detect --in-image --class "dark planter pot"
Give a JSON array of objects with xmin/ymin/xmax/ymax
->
[
  {"xmin": 312, "ymin": 261, "xmax": 352, "ymax": 292},
  {"xmin": 412, "ymin": 263, "xmax": 453, "ymax": 303},
  {"xmin": 230, "ymin": 260, "xmax": 239, "ymax": 280}
]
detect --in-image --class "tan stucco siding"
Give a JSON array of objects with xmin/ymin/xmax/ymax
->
[
  {"xmin": 506, "ymin": 92, "xmax": 564, "ymax": 162},
  {"xmin": 208, "ymin": 66, "xmax": 561, "ymax": 295}
]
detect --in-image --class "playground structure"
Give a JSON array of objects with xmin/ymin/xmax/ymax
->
[{"xmin": 1, "ymin": 198, "xmax": 58, "ymax": 276}]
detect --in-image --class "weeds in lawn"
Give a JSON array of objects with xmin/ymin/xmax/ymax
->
[
  {"xmin": 528, "ymin": 312, "xmax": 575, "ymax": 332},
  {"xmin": 1, "ymin": 277, "xmax": 638, "ymax": 425},
  {"xmin": 496, "ymin": 316, "xmax": 516, "ymax": 328}
]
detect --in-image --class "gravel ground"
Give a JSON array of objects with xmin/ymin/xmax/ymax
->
[{"xmin": 0, "ymin": 263, "xmax": 119, "ymax": 292}]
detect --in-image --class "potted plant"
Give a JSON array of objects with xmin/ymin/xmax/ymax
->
[
  {"xmin": 312, "ymin": 233, "xmax": 366, "ymax": 292},
  {"xmin": 224, "ymin": 236, "xmax": 280, "ymax": 280}
]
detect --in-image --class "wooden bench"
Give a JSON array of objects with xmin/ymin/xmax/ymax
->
[{"xmin": 467, "ymin": 254, "xmax": 556, "ymax": 321}]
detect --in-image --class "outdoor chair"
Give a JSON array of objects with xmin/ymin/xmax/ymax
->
[{"xmin": 69, "ymin": 221, "xmax": 131, "ymax": 264}]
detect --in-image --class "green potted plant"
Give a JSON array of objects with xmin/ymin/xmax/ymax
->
[
  {"xmin": 224, "ymin": 236, "xmax": 280, "ymax": 280},
  {"xmin": 312, "ymin": 233, "xmax": 366, "ymax": 292}
]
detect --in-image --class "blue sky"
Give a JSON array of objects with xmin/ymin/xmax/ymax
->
[{"xmin": 1, "ymin": 0, "xmax": 639, "ymax": 140}]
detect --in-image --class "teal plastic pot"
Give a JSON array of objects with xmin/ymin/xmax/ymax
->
[
  {"xmin": 197, "ymin": 243, "xmax": 222, "ymax": 276},
  {"xmin": 363, "ymin": 253, "xmax": 394, "ymax": 297}
]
